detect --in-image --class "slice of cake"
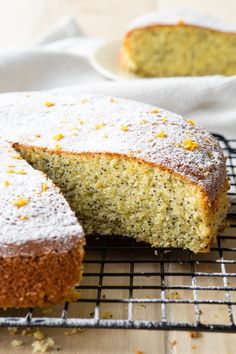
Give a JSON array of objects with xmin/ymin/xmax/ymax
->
[
  {"xmin": 0, "ymin": 139, "xmax": 84, "ymax": 308},
  {"xmin": 120, "ymin": 10, "xmax": 236, "ymax": 77},
  {"xmin": 0, "ymin": 93, "xmax": 229, "ymax": 257}
]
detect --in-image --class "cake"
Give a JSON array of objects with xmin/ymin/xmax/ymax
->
[
  {"xmin": 120, "ymin": 10, "xmax": 236, "ymax": 77},
  {"xmin": 0, "ymin": 138, "xmax": 84, "ymax": 308},
  {"xmin": 0, "ymin": 91, "xmax": 229, "ymax": 288}
]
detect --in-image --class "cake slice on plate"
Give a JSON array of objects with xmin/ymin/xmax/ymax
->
[{"xmin": 120, "ymin": 10, "xmax": 236, "ymax": 77}]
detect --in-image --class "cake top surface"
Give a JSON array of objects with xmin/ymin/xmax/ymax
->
[
  {"xmin": 127, "ymin": 9, "xmax": 236, "ymax": 34},
  {"xmin": 0, "ymin": 138, "xmax": 83, "ymax": 250},
  {"xmin": 0, "ymin": 92, "xmax": 226, "ymax": 206}
]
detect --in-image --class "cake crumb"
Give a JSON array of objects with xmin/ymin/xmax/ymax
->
[
  {"xmin": 101, "ymin": 311, "xmax": 113, "ymax": 319},
  {"xmin": 34, "ymin": 134, "xmax": 41, "ymax": 138},
  {"xmin": 11, "ymin": 339, "xmax": 23, "ymax": 347},
  {"xmin": 33, "ymin": 329, "xmax": 46, "ymax": 340},
  {"xmin": 138, "ymin": 304, "xmax": 146, "ymax": 309},
  {"xmin": 189, "ymin": 331, "xmax": 201, "ymax": 339},
  {"xmin": 21, "ymin": 327, "xmax": 33, "ymax": 336},
  {"xmin": 7, "ymin": 327, "xmax": 18, "ymax": 336},
  {"xmin": 170, "ymin": 339, "xmax": 177, "ymax": 347},
  {"xmin": 191, "ymin": 344, "xmax": 197, "ymax": 349},
  {"xmin": 167, "ymin": 291, "xmax": 180, "ymax": 300},
  {"xmin": 32, "ymin": 337, "xmax": 55, "ymax": 353}
]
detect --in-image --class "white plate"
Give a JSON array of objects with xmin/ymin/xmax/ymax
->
[{"xmin": 90, "ymin": 39, "xmax": 142, "ymax": 81}]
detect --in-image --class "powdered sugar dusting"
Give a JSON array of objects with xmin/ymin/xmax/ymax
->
[
  {"xmin": 0, "ymin": 92, "xmax": 226, "ymax": 208},
  {"xmin": 0, "ymin": 139, "xmax": 83, "ymax": 250}
]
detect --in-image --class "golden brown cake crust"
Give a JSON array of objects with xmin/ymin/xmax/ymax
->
[
  {"xmin": 124, "ymin": 10, "xmax": 236, "ymax": 38},
  {"xmin": 0, "ymin": 236, "xmax": 84, "ymax": 308},
  {"xmin": 125, "ymin": 24, "xmax": 236, "ymax": 40}
]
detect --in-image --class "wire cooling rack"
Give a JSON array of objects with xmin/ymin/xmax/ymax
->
[{"xmin": 0, "ymin": 134, "xmax": 235, "ymax": 333}]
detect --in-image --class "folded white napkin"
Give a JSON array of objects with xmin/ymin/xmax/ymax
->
[{"xmin": 0, "ymin": 17, "xmax": 235, "ymax": 138}]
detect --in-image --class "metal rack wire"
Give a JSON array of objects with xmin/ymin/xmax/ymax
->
[{"xmin": 0, "ymin": 134, "xmax": 235, "ymax": 332}]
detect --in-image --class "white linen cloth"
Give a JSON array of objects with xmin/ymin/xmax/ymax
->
[{"xmin": 0, "ymin": 17, "xmax": 235, "ymax": 138}]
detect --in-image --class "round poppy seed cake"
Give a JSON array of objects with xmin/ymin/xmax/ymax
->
[
  {"xmin": 0, "ymin": 92, "xmax": 229, "ymax": 274},
  {"xmin": 120, "ymin": 10, "xmax": 236, "ymax": 77}
]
